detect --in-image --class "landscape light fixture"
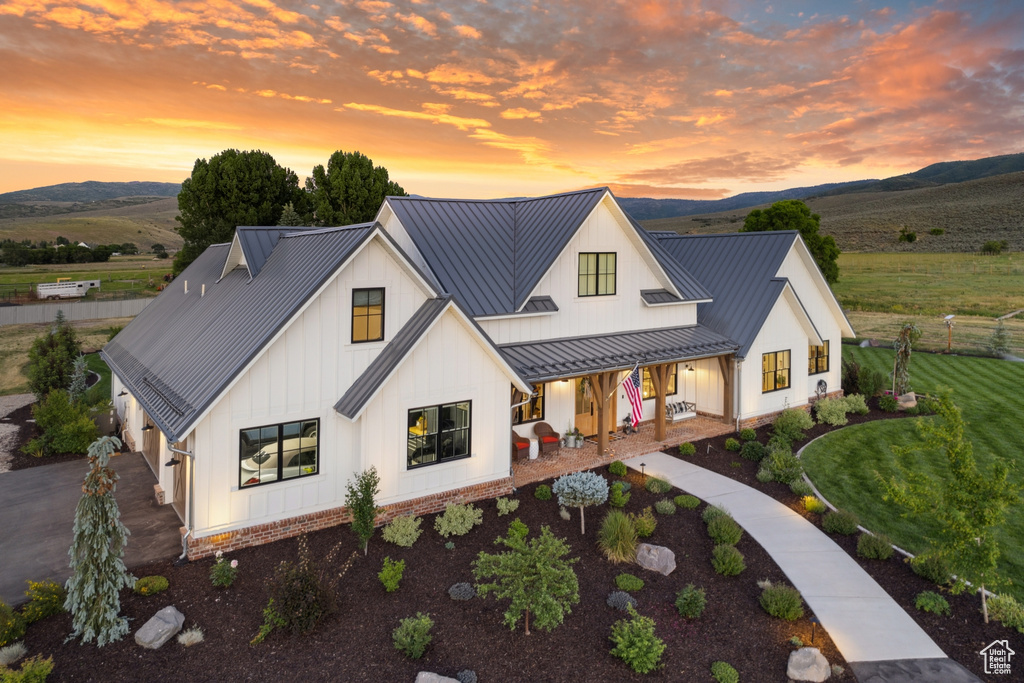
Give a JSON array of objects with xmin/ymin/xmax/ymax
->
[
  {"xmin": 809, "ymin": 616, "xmax": 820, "ymax": 644},
  {"xmin": 944, "ymin": 314, "xmax": 955, "ymax": 352},
  {"xmin": 640, "ymin": 462, "xmax": 646, "ymax": 478}
]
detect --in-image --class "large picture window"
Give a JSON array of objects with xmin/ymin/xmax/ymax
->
[
  {"xmin": 352, "ymin": 287, "xmax": 384, "ymax": 343},
  {"xmin": 512, "ymin": 384, "xmax": 544, "ymax": 424},
  {"xmin": 762, "ymin": 350, "xmax": 791, "ymax": 393},
  {"xmin": 239, "ymin": 419, "xmax": 318, "ymax": 488},
  {"xmin": 808, "ymin": 340, "xmax": 829, "ymax": 375},
  {"xmin": 408, "ymin": 401, "xmax": 471, "ymax": 468},
  {"xmin": 641, "ymin": 366, "xmax": 677, "ymax": 400},
  {"xmin": 578, "ymin": 252, "xmax": 616, "ymax": 297}
]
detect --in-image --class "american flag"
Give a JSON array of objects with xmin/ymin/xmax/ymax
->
[{"xmin": 622, "ymin": 363, "xmax": 643, "ymax": 428}]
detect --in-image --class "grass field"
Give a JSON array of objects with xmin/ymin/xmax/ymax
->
[
  {"xmin": 0, "ymin": 254, "xmax": 171, "ymax": 301},
  {"xmin": 802, "ymin": 345, "xmax": 1024, "ymax": 599}
]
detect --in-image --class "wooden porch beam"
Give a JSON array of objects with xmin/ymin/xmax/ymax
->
[
  {"xmin": 718, "ymin": 354, "xmax": 735, "ymax": 425},
  {"xmin": 587, "ymin": 371, "xmax": 618, "ymax": 458},
  {"xmin": 650, "ymin": 363, "xmax": 671, "ymax": 442}
]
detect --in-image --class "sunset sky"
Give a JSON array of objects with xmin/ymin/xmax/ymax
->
[{"xmin": 1, "ymin": 0, "xmax": 1022, "ymax": 199}]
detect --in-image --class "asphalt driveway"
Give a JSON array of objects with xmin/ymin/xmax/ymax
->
[{"xmin": 0, "ymin": 452, "xmax": 182, "ymax": 605}]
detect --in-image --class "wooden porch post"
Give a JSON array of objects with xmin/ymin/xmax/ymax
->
[
  {"xmin": 650, "ymin": 363, "xmax": 670, "ymax": 442},
  {"xmin": 588, "ymin": 371, "xmax": 618, "ymax": 458},
  {"xmin": 718, "ymin": 354, "xmax": 735, "ymax": 425}
]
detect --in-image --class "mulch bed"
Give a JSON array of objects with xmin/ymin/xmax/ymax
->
[
  {"xmin": 672, "ymin": 399, "xmax": 1012, "ymax": 681},
  {"xmin": 4, "ymin": 403, "xmax": 90, "ymax": 470}
]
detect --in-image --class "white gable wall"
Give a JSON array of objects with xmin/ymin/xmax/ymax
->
[{"xmin": 739, "ymin": 295, "xmax": 814, "ymax": 419}]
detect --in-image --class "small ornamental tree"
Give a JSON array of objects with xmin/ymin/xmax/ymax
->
[
  {"xmin": 987, "ymin": 320, "xmax": 1011, "ymax": 357},
  {"xmin": 27, "ymin": 310, "xmax": 81, "ymax": 400},
  {"xmin": 892, "ymin": 322, "xmax": 921, "ymax": 395},
  {"xmin": 65, "ymin": 436, "xmax": 135, "ymax": 646},
  {"xmin": 473, "ymin": 522, "xmax": 579, "ymax": 635},
  {"xmin": 879, "ymin": 390, "xmax": 1022, "ymax": 622},
  {"xmin": 68, "ymin": 354, "xmax": 88, "ymax": 404},
  {"xmin": 552, "ymin": 471, "xmax": 609, "ymax": 534},
  {"xmin": 344, "ymin": 467, "xmax": 381, "ymax": 555}
]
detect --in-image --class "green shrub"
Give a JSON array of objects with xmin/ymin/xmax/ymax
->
[
  {"xmin": 763, "ymin": 448, "xmax": 803, "ymax": 484},
  {"xmin": 675, "ymin": 584, "xmax": 706, "ymax": 619},
  {"xmin": 711, "ymin": 661, "xmax": 739, "ymax": 683},
  {"xmin": 982, "ymin": 239, "xmax": 1008, "ymax": 255},
  {"xmin": 645, "ymin": 477, "xmax": 672, "ymax": 494},
  {"xmin": 702, "ymin": 504, "xmax": 731, "ymax": 524},
  {"xmin": 382, "ymin": 515, "xmax": 424, "ymax": 548},
  {"xmin": 434, "ymin": 503, "xmax": 483, "ymax": 537},
  {"xmin": 858, "ymin": 367, "xmax": 887, "ymax": 398},
  {"xmin": 608, "ymin": 460, "xmax": 627, "ymax": 477},
  {"xmin": 609, "ymin": 605, "xmax": 665, "ymax": 674},
  {"xmin": 609, "ymin": 481, "xmax": 631, "ymax": 508},
  {"xmin": 20, "ymin": 580, "xmax": 66, "ymax": 623},
  {"xmin": 0, "ymin": 655, "xmax": 54, "ymax": 682},
  {"xmin": 740, "ymin": 441, "xmax": 766, "ymax": 462},
  {"xmin": 378, "ymin": 557, "xmax": 405, "ymax": 593},
  {"xmin": 534, "ymin": 484, "xmax": 552, "ymax": 500},
  {"xmin": 677, "ymin": 442, "xmax": 696, "ymax": 456},
  {"xmin": 929, "ymin": 228, "xmax": 944, "ymax": 236},
  {"xmin": 265, "ymin": 537, "xmax": 356, "ymax": 637},
  {"xmin": 766, "ymin": 433, "xmax": 791, "ymax": 453},
  {"xmin": 24, "ymin": 390, "xmax": 97, "ymax": 456},
  {"xmin": 654, "ymin": 499, "xmax": 675, "ymax": 515},
  {"xmin": 759, "ymin": 582, "xmax": 804, "ymax": 620},
  {"xmin": 615, "ymin": 573, "xmax": 644, "ymax": 592},
  {"xmin": 987, "ymin": 594, "xmax": 1024, "ymax": 633},
  {"xmin": 630, "ymin": 507, "xmax": 657, "ymax": 538},
  {"xmin": 857, "ymin": 533, "xmax": 894, "ymax": 560},
  {"xmin": 909, "ymin": 553, "xmax": 951, "ymax": 586},
  {"xmin": 843, "ymin": 393, "xmax": 869, "ymax": 415},
  {"xmin": 739, "ymin": 428, "xmax": 756, "ymax": 442},
  {"xmin": 392, "ymin": 612, "xmax": 433, "ymax": 659},
  {"xmin": 0, "ymin": 642, "xmax": 26, "ymax": 668},
  {"xmin": 772, "ymin": 408, "xmax": 813, "ymax": 444},
  {"xmin": 789, "ymin": 479, "xmax": 813, "ymax": 497},
  {"xmin": 898, "ymin": 227, "xmax": 917, "ymax": 243},
  {"xmin": 724, "ymin": 437, "xmax": 741, "ymax": 452},
  {"xmin": 674, "ymin": 494, "xmax": 700, "ymax": 509},
  {"xmin": 133, "ymin": 575, "xmax": 169, "ymax": 597},
  {"xmin": 803, "ymin": 496, "xmax": 827, "ymax": 514},
  {"xmin": 707, "ymin": 515, "xmax": 743, "ymax": 545},
  {"xmin": 0, "ymin": 602, "xmax": 26, "ymax": 648},
  {"xmin": 755, "ymin": 467, "xmax": 774, "ymax": 483},
  {"xmin": 915, "ymin": 591, "xmax": 950, "ymax": 616},
  {"xmin": 822, "ymin": 509, "xmax": 860, "ymax": 535},
  {"xmin": 210, "ymin": 552, "xmax": 239, "ymax": 588},
  {"xmin": 496, "ymin": 497, "xmax": 520, "ymax": 516},
  {"xmin": 711, "ymin": 544, "xmax": 745, "ymax": 576},
  {"xmin": 814, "ymin": 397, "xmax": 849, "ymax": 426},
  {"xmin": 598, "ymin": 511, "xmax": 638, "ymax": 563},
  {"xmin": 878, "ymin": 394, "xmax": 899, "ymax": 412}
]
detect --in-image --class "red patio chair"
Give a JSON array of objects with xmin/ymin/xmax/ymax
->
[
  {"xmin": 511, "ymin": 430, "xmax": 530, "ymax": 461},
  {"xmin": 534, "ymin": 422, "xmax": 561, "ymax": 455}
]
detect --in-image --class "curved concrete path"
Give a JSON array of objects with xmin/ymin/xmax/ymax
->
[{"xmin": 624, "ymin": 452, "xmax": 980, "ymax": 682}]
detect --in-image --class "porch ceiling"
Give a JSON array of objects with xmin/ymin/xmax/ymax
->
[{"xmin": 498, "ymin": 324, "xmax": 739, "ymax": 383}]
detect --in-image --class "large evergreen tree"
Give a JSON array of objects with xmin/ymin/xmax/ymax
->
[
  {"xmin": 27, "ymin": 310, "xmax": 81, "ymax": 400},
  {"xmin": 305, "ymin": 150, "xmax": 407, "ymax": 227},
  {"xmin": 742, "ymin": 199, "xmax": 841, "ymax": 284}
]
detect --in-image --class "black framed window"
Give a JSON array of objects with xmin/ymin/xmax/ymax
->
[
  {"xmin": 641, "ymin": 366, "xmax": 677, "ymax": 400},
  {"xmin": 578, "ymin": 252, "xmax": 616, "ymax": 297},
  {"xmin": 762, "ymin": 350, "xmax": 791, "ymax": 393},
  {"xmin": 239, "ymin": 419, "xmax": 319, "ymax": 488},
  {"xmin": 352, "ymin": 288, "xmax": 384, "ymax": 343},
  {"xmin": 408, "ymin": 401, "xmax": 471, "ymax": 468},
  {"xmin": 512, "ymin": 384, "xmax": 544, "ymax": 424},
  {"xmin": 808, "ymin": 340, "xmax": 829, "ymax": 375}
]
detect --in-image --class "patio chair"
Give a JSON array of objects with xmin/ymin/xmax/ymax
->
[
  {"xmin": 534, "ymin": 422, "xmax": 561, "ymax": 455},
  {"xmin": 511, "ymin": 430, "xmax": 530, "ymax": 461}
]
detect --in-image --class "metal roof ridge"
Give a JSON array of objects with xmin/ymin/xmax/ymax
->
[
  {"xmin": 280, "ymin": 222, "xmax": 376, "ymax": 238},
  {"xmin": 386, "ymin": 187, "xmax": 608, "ymax": 205}
]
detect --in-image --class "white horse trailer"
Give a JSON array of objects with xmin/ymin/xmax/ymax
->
[{"xmin": 36, "ymin": 280, "xmax": 101, "ymax": 300}]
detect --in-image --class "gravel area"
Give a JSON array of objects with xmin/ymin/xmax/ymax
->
[{"xmin": 0, "ymin": 393, "xmax": 35, "ymax": 473}]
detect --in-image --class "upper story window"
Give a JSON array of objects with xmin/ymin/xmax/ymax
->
[
  {"xmin": 239, "ymin": 419, "xmax": 318, "ymax": 488},
  {"xmin": 408, "ymin": 401, "xmax": 471, "ymax": 469},
  {"xmin": 512, "ymin": 384, "xmax": 545, "ymax": 424},
  {"xmin": 809, "ymin": 340, "xmax": 830, "ymax": 375},
  {"xmin": 578, "ymin": 252, "xmax": 616, "ymax": 297},
  {"xmin": 762, "ymin": 350, "xmax": 791, "ymax": 393},
  {"xmin": 352, "ymin": 288, "xmax": 384, "ymax": 343},
  {"xmin": 641, "ymin": 366, "xmax": 677, "ymax": 400}
]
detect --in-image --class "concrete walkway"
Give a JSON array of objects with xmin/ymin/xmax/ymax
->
[{"xmin": 624, "ymin": 452, "xmax": 980, "ymax": 682}]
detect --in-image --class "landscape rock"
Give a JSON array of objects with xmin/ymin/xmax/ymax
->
[
  {"xmin": 635, "ymin": 543, "xmax": 676, "ymax": 576},
  {"xmin": 415, "ymin": 673, "xmax": 459, "ymax": 683},
  {"xmin": 897, "ymin": 392, "xmax": 917, "ymax": 410},
  {"xmin": 787, "ymin": 647, "xmax": 831, "ymax": 682},
  {"xmin": 134, "ymin": 605, "xmax": 184, "ymax": 649}
]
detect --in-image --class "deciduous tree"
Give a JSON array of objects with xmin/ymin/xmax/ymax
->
[
  {"xmin": 305, "ymin": 150, "xmax": 406, "ymax": 227},
  {"xmin": 345, "ymin": 467, "xmax": 382, "ymax": 554},
  {"xmin": 742, "ymin": 200, "xmax": 841, "ymax": 284}
]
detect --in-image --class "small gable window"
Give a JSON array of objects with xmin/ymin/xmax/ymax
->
[
  {"xmin": 762, "ymin": 350, "xmax": 791, "ymax": 393},
  {"xmin": 642, "ymin": 366, "xmax": 677, "ymax": 400},
  {"xmin": 352, "ymin": 288, "xmax": 384, "ymax": 343},
  {"xmin": 808, "ymin": 340, "xmax": 829, "ymax": 375},
  {"xmin": 578, "ymin": 252, "xmax": 616, "ymax": 297}
]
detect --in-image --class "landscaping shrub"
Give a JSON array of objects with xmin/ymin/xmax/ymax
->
[
  {"xmin": 674, "ymin": 494, "xmax": 700, "ymax": 509},
  {"xmin": 843, "ymin": 393, "xmax": 869, "ymax": 415},
  {"xmin": 759, "ymin": 581, "xmax": 804, "ymax": 620},
  {"xmin": 987, "ymin": 594, "xmax": 1024, "ymax": 633},
  {"xmin": 766, "ymin": 433, "xmax": 791, "ymax": 454},
  {"xmin": 644, "ymin": 477, "xmax": 672, "ymax": 494},
  {"xmin": 915, "ymin": 591, "xmax": 951, "ymax": 616},
  {"xmin": 26, "ymin": 310, "xmax": 80, "ymax": 401},
  {"xmin": 345, "ymin": 467, "xmax": 381, "ymax": 555},
  {"xmin": 598, "ymin": 510, "xmax": 638, "ymax": 563},
  {"xmin": 858, "ymin": 367, "xmax": 887, "ymax": 398},
  {"xmin": 878, "ymin": 394, "xmax": 899, "ymax": 412},
  {"xmin": 822, "ymin": 509, "xmax": 860, "ymax": 535},
  {"xmin": 702, "ymin": 504, "xmax": 731, "ymax": 524},
  {"xmin": 762, "ymin": 448, "xmax": 803, "ymax": 484},
  {"xmin": 857, "ymin": 533, "xmax": 894, "ymax": 560},
  {"xmin": 609, "ymin": 481, "xmax": 631, "ymax": 508},
  {"xmin": 177, "ymin": 627, "xmax": 204, "ymax": 647},
  {"xmin": 378, "ymin": 557, "xmax": 405, "ymax": 593},
  {"xmin": 789, "ymin": 479, "xmax": 813, "ymax": 497},
  {"xmin": 675, "ymin": 584, "xmax": 706, "ymax": 619},
  {"xmin": 614, "ymin": 573, "xmax": 644, "ymax": 592},
  {"xmin": 739, "ymin": 428, "xmax": 757, "ymax": 442},
  {"xmin": 448, "ymin": 583, "xmax": 476, "ymax": 601},
  {"xmin": 507, "ymin": 518, "xmax": 529, "ymax": 540},
  {"xmin": 496, "ymin": 497, "xmax": 520, "ymax": 516},
  {"xmin": 740, "ymin": 441, "xmax": 766, "ymax": 462},
  {"xmin": 382, "ymin": 515, "xmax": 423, "ymax": 548},
  {"xmin": 707, "ymin": 515, "xmax": 743, "ymax": 545},
  {"xmin": 608, "ymin": 460, "xmax": 627, "ymax": 477},
  {"xmin": 606, "ymin": 591, "xmax": 638, "ymax": 612},
  {"xmin": 772, "ymin": 408, "xmax": 814, "ymax": 444},
  {"xmin": 711, "ymin": 661, "xmax": 739, "ymax": 683},
  {"xmin": 20, "ymin": 581, "xmax": 66, "ymax": 623},
  {"xmin": 444, "ymin": 541, "xmax": 456, "ymax": 550},
  {"xmin": 210, "ymin": 551, "xmax": 239, "ymax": 588},
  {"xmin": 553, "ymin": 471, "xmax": 609, "ymax": 535},
  {"xmin": 133, "ymin": 576, "xmax": 169, "ymax": 597},
  {"xmin": 755, "ymin": 467, "xmax": 774, "ymax": 483},
  {"xmin": 392, "ymin": 612, "xmax": 433, "ymax": 659},
  {"xmin": 711, "ymin": 544, "xmax": 745, "ymax": 576},
  {"xmin": 841, "ymin": 358, "xmax": 861, "ymax": 395},
  {"xmin": 909, "ymin": 553, "xmax": 952, "ymax": 586},
  {"xmin": 559, "ymin": 507, "xmax": 571, "ymax": 521},
  {"xmin": 803, "ymin": 496, "xmax": 827, "ymax": 514},
  {"xmin": 265, "ymin": 537, "xmax": 357, "ymax": 636},
  {"xmin": 24, "ymin": 389, "xmax": 97, "ymax": 456},
  {"xmin": 0, "ymin": 655, "xmax": 54, "ymax": 682},
  {"xmin": 609, "ymin": 605, "xmax": 665, "ymax": 674},
  {"xmin": 534, "ymin": 484, "xmax": 552, "ymax": 500},
  {"xmin": 0, "ymin": 602, "xmax": 26, "ymax": 648},
  {"xmin": 630, "ymin": 507, "xmax": 657, "ymax": 538},
  {"xmin": 814, "ymin": 397, "xmax": 849, "ymax": 426},
  {"xmin": 678, "ymin": 442, "xmax": 696, "ymax": 456},
  {"xmin": 0, "ymin": 642, "xmax": 26, "ymax": 668},
  {"xmin": 434, "ymin": 503, "xmax": 483, "ymax": 537},
  {"xmin": 724, "ymin": 437, "xmax": 741, "ymax": 452},
  {"xmin": 654, "ymin": 499, "xmax": 675, "ymax": 515}
]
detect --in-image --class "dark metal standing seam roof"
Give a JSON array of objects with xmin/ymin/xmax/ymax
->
[
  {"xmin": 499, "ymin": 325, "xmax": 739, "ymax": 383},
  {"xmin": 653, "ymin": 231, "xmax": 798, "ymax": 359},
  {"xmin": 235, "ymin": 226, "xmax": 323, "ymax": 277},
  {"xmin": 102, "ymin": 224, "xmax": 376, "ymax": 442}
]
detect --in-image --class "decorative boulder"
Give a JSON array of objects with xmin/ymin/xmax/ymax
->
[
  {"xmin": 897, "ymin": 392, "xmax": 917, "ymax": 411},
  {"xmin": 787, "ymin": 647, "xmax": 831, "ymax": 682},
  {"xmin": 635, "ymin": 543, "xmax": 676, "ymax": 576},
  {"xmin": 416, "ymin": 673, "xmax": 460, "ymax": 683},
  {"xmin": 134, "ymin": 605, "xmax": 184, "ymax": 649}
]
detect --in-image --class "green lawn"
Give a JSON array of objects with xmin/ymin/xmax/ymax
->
[
  {"xmin": 802, "ymin": 345, "xmax": 1024, "ymax": 599},
  {"xmin": 84, "ymin": 352, "xmax": 112, "ymax": 406}
]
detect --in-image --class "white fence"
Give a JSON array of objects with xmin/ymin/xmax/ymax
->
[{"xmin": 0, "ymin": 298, "xmax": 152, "ymax": 326}]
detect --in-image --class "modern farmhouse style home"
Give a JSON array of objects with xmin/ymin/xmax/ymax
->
[{"xmin": 103, "ymin": 188, "xmax": 853, "ymax": 558}]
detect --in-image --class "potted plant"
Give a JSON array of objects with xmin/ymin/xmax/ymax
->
[{"xmin": 572, "ymin": 427, "xmax": 584, "ymax": 448}]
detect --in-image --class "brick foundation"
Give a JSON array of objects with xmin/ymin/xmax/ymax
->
[
  {"xmin": 736, "ymin": 391, "xmax": 844, "ymax": 431},
  {"xmin": 185, "ymin": 476, "xmax": 514, "ymax": 561}
]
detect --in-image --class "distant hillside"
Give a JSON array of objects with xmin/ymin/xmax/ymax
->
[{"xmin": 0, "ymin": 181, "xmax": 180, "ymax": 203}]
